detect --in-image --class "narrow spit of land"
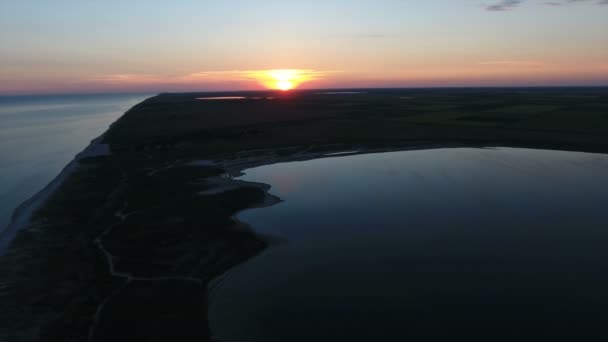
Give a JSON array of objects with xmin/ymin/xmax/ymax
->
[{"xmin": 1, "ymin": 88, "xmax": 607, "ymax": 341}]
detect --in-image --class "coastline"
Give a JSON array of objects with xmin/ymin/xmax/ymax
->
[
  {"xmin": 0, "ymin": 95, "xmax": 155, "ymax": 256},
  {"xmin": 2, "ymin": 89, "xmax": 607, "ymax": 341},
  {"xmin": 4, "ymin": 137, "xmax": 606, "ymax": 257},
  {"xmin": 0, "ymin": 136, "xmax": 111, "ymax": 256}
]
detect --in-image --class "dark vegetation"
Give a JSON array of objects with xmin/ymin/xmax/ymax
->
[
  {"xmin": 106, "ymin": 87, "xmax": 608, "ymax": 154},
  {"xmin": 1, "ymin": 87, "xmax": 607, "ymax": 341}
]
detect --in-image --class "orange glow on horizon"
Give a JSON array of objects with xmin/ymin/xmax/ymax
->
[
  {"xmin": 276, "ymin": 80, "xmax": 294, "ymax": 91},
  {"xmin": 10, "ymin": 63, "xmax": 604, "ymax": 95},
  {"xmin": 248, "ymin": 69, "xmax": 315, "ymax": 90}
]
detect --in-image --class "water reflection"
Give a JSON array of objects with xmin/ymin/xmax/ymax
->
[{"xmin": 210, "ymin": 148, "xmax": 608, "ymax": 341}]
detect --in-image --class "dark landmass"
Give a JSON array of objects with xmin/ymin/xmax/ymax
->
[{"xmin": 1, "ymin": 87, "xmax": 608, "ymax": 341}]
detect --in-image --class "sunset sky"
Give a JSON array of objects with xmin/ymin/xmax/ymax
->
[{"xmin": 1, "ymin": 0, "xmax": 607, "ymax": 94}]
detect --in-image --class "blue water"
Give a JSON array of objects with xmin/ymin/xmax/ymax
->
[
  {"xmin": 210, "ymin": 148, "xmax": 608, "ymax": 341},
  {"xmin": 0, "ymin": 93, "xmax": 151, "ymax": 229}
]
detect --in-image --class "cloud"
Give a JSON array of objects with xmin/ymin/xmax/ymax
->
[
  {"xmin": 92, "ymin": 69, "xmax": 338, "ymax": 90},
  {"xmin": 486, "ymin": 0, "xmax": 608, "ymax": 11},
  {"xmin": 486, "ymin": 0, "xmax": 524, "ymax": 11},
  {"xmin": 565, "ymin": 0, "xmax": 608, "ymax": 4},
  {"xmin": 93, "ymin": 74, "xmax": 162, "ymax": 83},
  {"xmin": 479, "ymin": 60, "xmax": 546, "ymax": 68},
  {"xmin": 182, "ymin": 69, "xmax": 329, "ymax": 82},
  {"xmin": 181, "ymin": 70, "xmax": 251, "ymax": 81}
]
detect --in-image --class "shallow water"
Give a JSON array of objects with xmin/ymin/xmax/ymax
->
[
  {"xmin": 210, "ymin": 147, "xmax": 608, "ymax": 341},
  {"xmin": 0, "ymin": 93, "xmax": 151, "ymax": 229}
]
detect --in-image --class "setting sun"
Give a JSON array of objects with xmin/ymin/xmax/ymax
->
[
  {"xmin": 270, "ymin": 70, "xmax": 298, "ymax": 91},
  {"xmin": 276, "ymin": 80, "xmax": 294, "ymax": 91},
  {"xmin": 247, "ymin": 69, "xmax": 317, "ymax": 91}
]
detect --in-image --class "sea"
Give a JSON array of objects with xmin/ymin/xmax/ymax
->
[{"xmin": 0, "ymin": 93, "xmax": 152, "ymax": 231}]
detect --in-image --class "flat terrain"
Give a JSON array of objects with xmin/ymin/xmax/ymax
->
[
  {"xmin": 107, "ymin": 88, "xmax": 608, "ymax": 154},
  {"xmin": 1, "ymin": 88, "xmax": 607, "ymax": 341}
]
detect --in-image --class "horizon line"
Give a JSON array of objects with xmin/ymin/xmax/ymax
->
[{"xmin": 2, "ymin": 84, "xmax": 608, "ymax": 97}]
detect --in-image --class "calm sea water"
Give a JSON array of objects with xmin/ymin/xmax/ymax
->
[
  {"xmin": 210, "ymin": 148, "xmax": 608, "ymax": 341},
  {"xmin": 0, "ymin": 93, "xmax": 151, "ymax": 229}
]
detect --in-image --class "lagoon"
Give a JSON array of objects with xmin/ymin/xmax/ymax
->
[{"xmin": 210, "ymin": 147, "xmax": 608, "ymax": 341}]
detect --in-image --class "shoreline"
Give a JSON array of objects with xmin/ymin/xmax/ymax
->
[
  {"xmin": 4, "ymin": 139, "xmax": 607, "ymax": 257},
  {"xmin": 2, "ymin": 141, "xmax": 607, "ymax": 339},
  {"xmin": 2, "ymin": 89, "xmax": 608, "ymax": 341},
  {"xmin": 201, "ymin": 141, "xmax": 608, "ymax": 178},
  {"xmin": 0, "ymin": 136, "xmax": 110, "ymax": 256},
  {"xmin": 0, "ymin": 96, "xmax": 155, "ymax": 256}
]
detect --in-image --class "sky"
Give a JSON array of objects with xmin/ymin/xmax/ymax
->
[{"xmin": 0, "ymin": 0, "xmax": 607, "ymax": 94}]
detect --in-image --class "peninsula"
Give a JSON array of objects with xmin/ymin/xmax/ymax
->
[{"xmin": 2, "ymin": 87, "xmax": 608, "ymax": 341}]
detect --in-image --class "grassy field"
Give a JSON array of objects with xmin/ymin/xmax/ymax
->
[
  {"xmin": 1, "ymin": 87, "xmax": 607, "ymax": 341},
  {"xmin": 106, "ymin": 88, "xmax": 608, "ymax": 154}
]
